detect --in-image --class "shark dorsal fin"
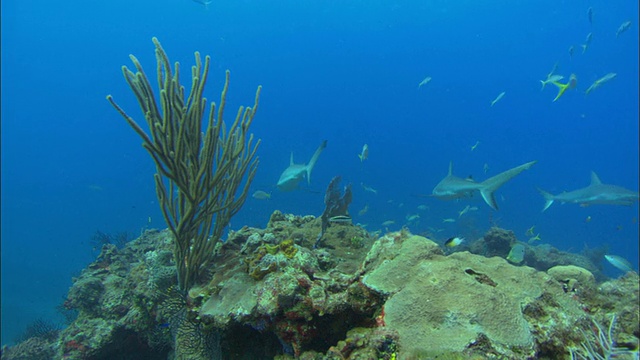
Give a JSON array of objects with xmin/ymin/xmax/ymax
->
[
  {"xmin": 290, "ymin": 152, "xmax": 294, "ymax": 166},
  {"xmin": 448, "ymin": 161, "xmax": 453, "ymax": 176},
  {"xmin": 590, "ymin": 171, "xmax": 602, "ymax": 185}
]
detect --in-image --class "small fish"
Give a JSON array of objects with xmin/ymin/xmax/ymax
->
[
  {"xmin": 483, "ymin": 163, "xmax": 489, "ymax": 174},
  {"xmin": 527, "ymin": 234, "xmax": 541, "ymax": 244},
  {"xmin": 604, "ymin": 254, "xmax": 634, "ymax": 273},
  {"xmin": 361, "ymin": 183, "xmax": 378, "ymax": 194},
  {"xmin": 506, "ymin": 243, "xmax": 526, "ymax": 264},
  {"xmin": 551, "ymin": 73, "xmax": 577, "ymax": 102},
  {"xmin": 568, "ymin": 45, "xmax": 575, "ymax": 59},
  {"xmin": 616, "ymin": 21, "xmax": 632, "ymax": 38},
  {"xmin": 252, "ymin": 190, "xmax": 271, "ymax": 200},
  {"xmin": 458, "ymin": 205, "xmax": 471, "ymax": 218},
  {"xmin": 468, "ymin": 206, "xmax": 478, "ymax": 211},
  {"xmin": 546, "ymin": 62, "xmax": 559, "ymax": 79},
  {"xmin": 470, "ymin": 141, "xmax": 480, "ymax": 151},
  {"xmin": 442, "ymin": 218, "xmax": 456, "ymax": 223},
  {"xmin": 191, "ymin": 0, "xmax": 212, "ymax": 6},
  {"xmin": 328, "ymin": 215, "xmax": 352, "ymax": 223},
  {"xmin": 444, "ymin": 237, "xmax": 465, "ymax": 248},
  {"xmin": 358, "ymin": 204, "xmax": 369, "ymax": 216},
  {"xmin": 418, "ymin": 76, "xmax": 432, "ymax": 88},
  {"xmin": 406, "ymin": 214, "xmax": 420, "ymax": 222},
  {"xmin": 358, "ymin": 144, "xmax": 369, "ymax": 162},
  {"xmin": 525, "ymin": 225, "xmax": 535, "ymax": 237},
  {"xmin": 587, "ymin": 7, "xmax": 593, "ymax": 25},
  {"xmin": 540, "ymin": 75, "xmax": 564, "ymax": 90},
  {"xmin": 581, "ymin": 33, "xmax": 593, "ymax": 54},
  {"xmin": 585, "ymin": 215, "xmax": 592, "ymax": 223},
  {"xmin": 490, "ymin": 91, "xmax": 506, "ymax": 107},
  {"xmin": 381, "ymin": 220, "xmax": 395, "ymax": 226},
  {"xmin": 417, "ymin": 205, "xmax": 429, "ymax": 211},
  {"xmin": 585, "ymin": 73, "xmax": 617, "ymax": 95}
]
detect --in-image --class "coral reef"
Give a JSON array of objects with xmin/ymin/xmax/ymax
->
[{"xmin": 2, "ymin": 216, "xmax": 638, "ymax": 360}]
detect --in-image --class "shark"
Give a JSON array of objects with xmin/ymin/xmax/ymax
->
[
  {"xmin": 431, "ymin": 160, "xmax": 537, "ymax": 210},
  {"xmin": 277, "ymin": 140, "xmax": 327, "ymax": 191},
  {"xmin": 538, "ymin": 172, "xmax": 639, "ymax": 212}
]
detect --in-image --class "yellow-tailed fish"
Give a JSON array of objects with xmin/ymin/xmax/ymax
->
[
  {"xmin": 418, "ymin": 76, "xmax": 432, "ymax": 88},
  {"xmin": 527, "ymin": 234, "xmax": 541, "ymax": 244},
  {"xmin": 358, "ymin": 144, "xmax": 369, "ymax": 162},
  {"xmin": 406, "ymin": 214, "xmax": 420, "ymax": 222},
  {"xmin": 540, "ymin": 75, "xmax": 564, "ymax": 90},
  {"xmin": 585, "ymin": 73, "xmax": 616, "ymax": 95},
  {"xmin": 616, "ymin": 21, "xmax": 631, "ymax": 38},
  {"xmin": 382, "ymin": 220, "xmax": 395, "ymax": 226},
  {"xmin": 525, "ymin": 225, "xmax": 535, "ymax": 237},
  {"xmin": 551, "ymin": 74, "xmax": 577, "ymax": 102},
  {"xmin": 444, "ymin": 236, "xmax": 465, "ymax": 248},
  {"xmin": 458, "ymin": 205, "xmax": 471, "ymax": 218},
  {"xmin": 490, "ymin": 91, "xmax": 506, "ymax": 107},
  {"xmin": 604, "ymin": 255, "xmax": 634, "ymax": 273},
  {"xmin": 442, "ymin": 218, "xmax": 456, "ymax": 223},
  {"xmin": 361, "ymin": 183, "xmax": 377, "ymax": 194}
]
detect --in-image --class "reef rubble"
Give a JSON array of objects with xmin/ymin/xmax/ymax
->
[{"xmin": 2, "ymin": 212, "xmax": 638, "ymax": 360}]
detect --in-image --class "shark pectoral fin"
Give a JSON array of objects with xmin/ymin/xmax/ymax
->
[{"xmin": 480, "ymin": 190, "xmax": 499, "ymax": 211}]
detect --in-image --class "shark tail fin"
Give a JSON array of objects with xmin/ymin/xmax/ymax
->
[
  {"xmin": 479, "ymin": 160, "xmax": 537, "ymax": 210},
  {"xmin": 537, "ymin": 187, "xmax": 555, "ymax": 212},
  {"xmin": 306, "ymin": 140, "xmax": 327, "ymax": 185}
]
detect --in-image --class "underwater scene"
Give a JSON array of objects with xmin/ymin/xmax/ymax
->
[{"xmin": 1, "ymin": 0, "xmax": 639, "ymax": 359}]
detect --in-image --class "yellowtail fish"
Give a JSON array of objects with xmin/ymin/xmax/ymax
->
[
  {"xmin": 417, "ymin": 205, "xmax": 429, "ymax": 211},
  {"xmin": 581, "ymin": 32, "xmax": 593, "ymax": 54},
  {"xmin": 470, "ymin": 141, "xmax": 480, "ymax": 151},
  {"xmin": 540, "ymin": 74, "xmax": 564, "ymax": 90},
  {"xmin": 381, "ymin": 220, "xmax": 395, "ymax": 226},
  {"xmin": 444, "ymin": 236, "xmax": 465, "ymax": 248},
  {"xmin": 418, "ymin": 76, "xmax": 432, "ymax": 88},
  {"xmin": 604, "ymin": 255, "xmax": 634, "ymax": 273},
  {"xmin": 525, "ymin": 225, "xmax": 535, "ymax": 237},
  {"xmin": 458, "ymin": 205, "xmax": 471, "ymax": 218},
  {"xmin": 506, "ymin": 243, "xmax": 525, "ymax": 264},
  {"xmin": 551, "ymin": 74, "xmax": 577, "ymax": 102},
  {"xmin": 406, "ymin": 214, "xmax": 420, "ymax": 222},
  {"xmin": 252, "ymin": 190, "xmax": 271, "ymax": 200},
  {"xmin": 442, "ymin": 218, "xmax": 456, "ymax": 223},
  {"xmin": 490, "ymin": 91, "xmax": 506, "ymax": 107},
  {"xmin": 358, "ymin": 144, "xmax": 369, "ymax": 162},
  {"xmin": 616, "ymin": 21, "xmax": 631, "ymax": 38},
  {"xmin": 527, "ymin": 234, "xmax": 541, "ymax": 244},
  {"xmin": 585, "ymin": 73, "xmax": 616, "ymax": 95},
  {"xmin": 361, "ymin": 183, "xmax": 378, "ymax": 194}
]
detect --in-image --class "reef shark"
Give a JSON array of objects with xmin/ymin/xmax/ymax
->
[
  {"xmin": 277, "ymin": 140, "xmax": 327, "ymax": 191},
  {"xmin": 537, "ymin": 172, "xmax": 639, "ymax": 212},
  {"xmin": 431, "ymin": 160, "xmax": 537, "ymax": 210}
]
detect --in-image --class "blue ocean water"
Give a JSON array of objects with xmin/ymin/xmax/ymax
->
[{"xmin": 1, "ymin": 0, "xmax": 637, "ymax": 346}]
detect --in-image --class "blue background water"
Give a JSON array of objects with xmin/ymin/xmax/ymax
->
[{"xmin": 1, "ymin": 0, "xmax": 638, "ymax": 345}]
